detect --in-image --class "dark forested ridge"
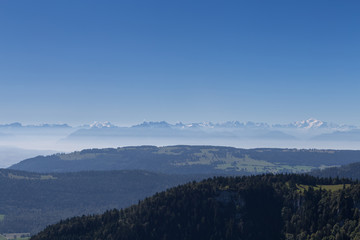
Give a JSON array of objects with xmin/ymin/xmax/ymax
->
[
  {"xmin": 9, "ymin": 145, "xmax": 360, "ymax": 174},
  {"xmin": 0, "ymin": 169, "xmax": 205, "ymax": 234},
  {"xmin": 32, "ymin": 174, "xmax": 360, "ymax": 240},
  {"xmin": 312, "ymin": 162, "xmax": 360, "ymax": 180}
]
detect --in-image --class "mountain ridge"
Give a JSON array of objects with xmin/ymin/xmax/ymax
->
[
  {"xmin": 1, "ymin": 118, "xmax": 357, "ymax": 130},
  {"xmin": 9, "ymin": 145, "xmax": 360, "ymax": 174},
  {"xmin": 30, "ymin": 174, "xmax": 359, "ymax": 240}
]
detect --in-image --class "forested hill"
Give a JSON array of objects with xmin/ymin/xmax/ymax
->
[
  {"xmin": 312, "ymin": 162, "xmax": 360, "ymax": 180},
  {"xmin": 9, "ymin": 145, "xmax": 360, "ymax": 174},
  {"xmin": 32, "ymin": 174, "xmax": 360, "ymax": 240},
  {"xmin": 0, "ymin": 169, "xmax": 204, "ymax": 234}
]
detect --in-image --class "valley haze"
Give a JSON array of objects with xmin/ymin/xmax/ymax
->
[{"xmin": 0, "ymin": 118, "xmax": 359, "ymax": 168}]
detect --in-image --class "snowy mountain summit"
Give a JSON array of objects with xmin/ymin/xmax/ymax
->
[
  {"xmin": 272, "ymin": 118, "xmax": 355, "ymax": 130},
  {"xmin": 123, "ymin": 119, "xmax": 356, "ymax": 131},
  {"xmin": 292, "ymin": 118, "xmax": 327, "ymax": 129},
  {"xmin": 89, "ymin": 121, "xmax": 116, "ymax": 129}
]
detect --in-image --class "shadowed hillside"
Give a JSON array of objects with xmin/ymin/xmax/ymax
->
[{"xmin": 0, "ymin": 169, "xmax": 205, "ymax": 234}]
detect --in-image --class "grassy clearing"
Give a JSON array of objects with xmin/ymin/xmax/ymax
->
[
  {"xmin": 172, "ymin": 149, "xmax": 316, "ymax": 174},
  {"xmin": 297, "ymin": 184, "xmax": 351, "ymax": 192},
  {"xmin": 1, "ymin": 237, "xmax": 30, "ymax": 240},
  {"xmin": 156, "ymin": 146, "xmax": 184, "ymax": 155},
  {"xmin": 0, "ymin": 234, "xmax": 30, "ymax": 240},
  {"xmin": 0, "ymin": 214, "xmax": 5, "ymax": 221},
  {"xmin": 60, "ymin": 152, "xmax": 98, "ymax": 160},
  {"xmin": 7, "ymin": 173, "xmax": 56, "ymax": 180},
  {"xmin": 40, "ymin": 175, "xmax": 57, "ymax": 180},
  {"xmin": 174, "ymin": 150, "xmax": 277, "ymax": 172}
]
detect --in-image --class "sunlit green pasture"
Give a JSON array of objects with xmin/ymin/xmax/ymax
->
[{"xmin": 296, "ymin": 184, "xmax": 351, "ymax": 192}]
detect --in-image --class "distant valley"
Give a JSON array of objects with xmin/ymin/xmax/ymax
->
[
  {"xmin": 0, "ymin": 147, "xmax": 55, "ymax": 169},
  {"xmin": 0, "ymin": 169, "xmax": 204, "ymax": 234}
]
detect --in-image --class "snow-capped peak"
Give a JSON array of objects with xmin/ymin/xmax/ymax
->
[
  {"xmin": 90, "ymin": 121, "xmax": 116, "ymax": 129},
  {"xmin": 293, "ymin": 118, "xmax": 326, "ymax": 129}
]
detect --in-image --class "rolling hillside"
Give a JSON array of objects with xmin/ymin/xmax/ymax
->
[{"xmin": 9, "ymin": 145, "xmax": 360, "ymax": 174}]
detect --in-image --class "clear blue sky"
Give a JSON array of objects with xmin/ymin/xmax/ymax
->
[{"xmin": 0, "ymin": 0, "xmax": 359, "ymax": 126}]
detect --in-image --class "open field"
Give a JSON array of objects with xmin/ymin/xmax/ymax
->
[{"xmin": 297, "ymin": 184, "xmax": 351, "ymax": 192}]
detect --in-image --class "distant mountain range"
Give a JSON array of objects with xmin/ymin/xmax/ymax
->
[
  {"xmin": 0, "ymin": 118, "xmax": 356, "ymax": 130},
  {"xmin": 85, "ymin": 118, "xmax": 356, "ymax": 130},
  {"xmin": 0, "ymin": 122, "xmax": 71, "ymax": 128},
  {"xmin": 63, "ymin": 119, "xmax": 360, "ymax": 144},
  {"xmin": 1, "ymin": 119, "xmax": 360, "ymax": 156}
]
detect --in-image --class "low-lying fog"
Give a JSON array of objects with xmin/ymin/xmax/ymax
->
[{"xmin": 1, "ymin": 133, "xmax": 360, "ymax": 168}]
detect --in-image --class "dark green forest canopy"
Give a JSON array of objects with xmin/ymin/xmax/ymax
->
[
  {"xmin": 312, "ymin": 161, "xmax": 360, "ymax": 180},
  {"xmin": 9, "ymin": 146, "xmax": 360, "ymax": 174},
  {"xmin": 32, "ymin": 174, "xmax": 360, "ymax": 240}
]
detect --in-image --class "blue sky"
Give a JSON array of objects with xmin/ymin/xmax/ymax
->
[{"xmin": 0, "ymin": 0, "xmax": 359, "ymax": 126}]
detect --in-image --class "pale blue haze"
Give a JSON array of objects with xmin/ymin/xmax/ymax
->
[{"xmin": 0, "ymin": 0, "xmax": 359, "ymax": 126}]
